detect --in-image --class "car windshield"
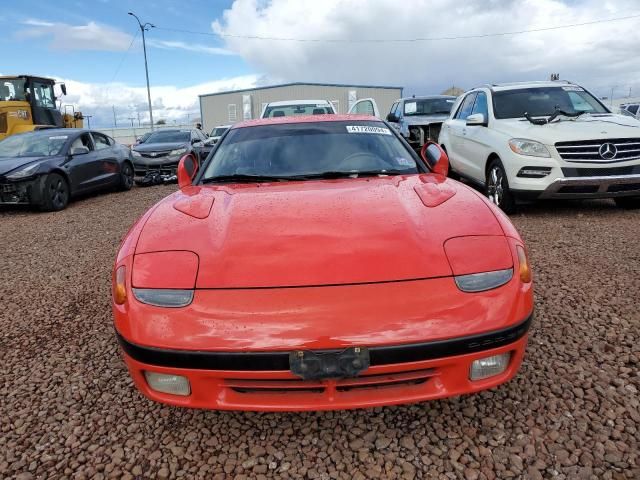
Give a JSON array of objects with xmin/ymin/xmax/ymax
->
[
  {"xmin": 404, "ymin": 98, "xmax": 456, "ymax": 116},
  {"xmin": 0, "ymin": 132, "xmax": 68, "ymax": 158},
  {"xmin": 145, "ymin": 131, "xmax": 190, "ymax": 143},
  {"xmin": 263, "ymin": 104, "xmax": 334, "ymax": 118},
  {"xmin": 211, "ymin": 127, "xmax": 229, "ymax": 137},
  {"xmin": 200, "ymin": 121, "xmax": 420, "ymax": 181},
  {"xmin": 493, "ymin": 87, "xmax": 609, "ymax": 119}
]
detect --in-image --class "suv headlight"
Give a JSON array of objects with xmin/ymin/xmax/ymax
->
[
  {"xmin": 131, "ymin": 150, "xmax": 142, "ymax": 157},
  {"xmin": 508, "ymin": 139, "xmax": 550, "ymax": 158},
  {"xmin": 170, "ymin": 147, "xmax": 187, "ymax": 156},
  {"xmin": 6, "ymin": 163, "xmax": 40, "ymax": 179},
  {"xmin": 454, "ymin": 268, "xmax": 513, "ymax": 292}
]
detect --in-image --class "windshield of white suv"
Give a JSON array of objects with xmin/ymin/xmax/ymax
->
[
  {"xmin": 211, "ymin": 127, "xmax": 229, "ymax": 137},
  {"xmin": 404, "ymin": 98, "xmax": 456, "ymax": 116},
  {"xmin": 263, "ymin": 104, "xmax": 334, "ymax": 118},
  {"xmin": 493, "ymin": 87, "xmax": 609, "ymax": 119},
  {"xmin": 200, "ymin": 121, "xmax": 420, "ymax": 182}
]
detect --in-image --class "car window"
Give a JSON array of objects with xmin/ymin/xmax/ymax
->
[
  {"xmin": 201, "ymin": 121, "xmax": 421, "ymax": 180},
  {"xmin": 0, "ymin": 132, "xmax": 68, "ymax": 157},
  {"xmin": 92, "ymin": 133, "xmax": 111, "ymax": 150},
  {"xmin": 471, "ymin": 92, "xmax": 489, "ymax": 119},
  {"xmin": 404, "ymin": 98, "xmax": 455, "ymax": 116},
  {"xmin": 389, "ymin": 102, "xmax": 399, "ymax": 118},
  {"xmin": 263, "ymin": 104, "xmax": 334, "ymax": 118},
  {"xmin": 626, "ymin": 104, "xmax": 638, "ymax": 115},
  {"xmin": 145, "ymin": 131, "xmax": 190, "ymax": 143},
  {"xmin": 493, "ymin": 87, "xmax": 608, "ymax": 118},
  {"xmin": 352, "ymin": 100, "xmax": 375, "ymax": 115},
  {"xmin": 455, "ymin": 93, "xmax": 477, "ymax": 120}
]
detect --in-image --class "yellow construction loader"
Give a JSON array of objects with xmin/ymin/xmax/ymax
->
[{"xmin": 0, "ymin": 75, "xmax": 83, "ymax": 141}]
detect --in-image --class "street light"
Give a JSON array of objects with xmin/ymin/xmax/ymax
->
[{"xmin": 128, "ymin": 12, "xmax": 155, "ymax": 130}]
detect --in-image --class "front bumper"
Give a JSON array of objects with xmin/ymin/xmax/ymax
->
[
  {"xmin": 0, "ymin": 176, "xmax": 43, "ymax": 205},
  {"xmin": 117, "ymin": 314, "xmax": 532, "ymax": 411},
  {"xmin": 538, "ymin": 173, "xmax": 640, "ymax": 199},
  {"xmin": 132, "ymin": 155, "xmax": 182, "ymax": 177}
]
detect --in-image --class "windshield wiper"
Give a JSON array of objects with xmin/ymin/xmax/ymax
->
[
  {"xmin": 524, "ymin": 108, "xmax": 586, "ymax": 125},
  {"xmin": 287, "ymin": 169, "xmax": 415, "ymax": 179},
  {"xmin": 202, "ymin": 169, "xmax": 415, "ymax": 183},
  {"xmin": 202, "ymin": 174, "xmax": 295, "ymax": 183}
]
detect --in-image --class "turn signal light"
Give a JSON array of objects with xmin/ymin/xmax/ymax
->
[
  {"xmin": 516, "ymin": 246, "xmax": 531, "ymax": 283},
  {"xmin": 114, "ymin": 265, "xmax": 127, "ymax": 304}
]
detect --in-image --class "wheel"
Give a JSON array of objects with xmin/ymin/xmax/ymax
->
[
  {"xmin": 614, "ymin": 196, "xmax": 640, "ymax": 209},
  {"xmin": 41, "ymin": 173, "xmax": 70, "ymax": 211},
  {"xmin": 118, "ymin": 162, "xmax": 134, "ymax": 191},
  {"xmin": 486, "ymin": 158, "xmax": 516, "ymax": 214}
]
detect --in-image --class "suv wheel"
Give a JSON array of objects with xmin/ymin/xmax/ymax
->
[
  {"xmin": 486, "ymin": 159, "xmax": 516, "ymax": 214},
  {"xmin": 614, "ymin": 196, "xmax": 640, "ymax": 209}
]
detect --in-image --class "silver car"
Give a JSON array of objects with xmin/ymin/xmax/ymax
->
[{"xmin": 386, "ymin": 96, "xmax": 457, "ymax": 149}]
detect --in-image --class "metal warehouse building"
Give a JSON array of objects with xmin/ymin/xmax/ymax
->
[{"xmin": 199, "ymin": 82, "xmax": 403, "ymax": 131}]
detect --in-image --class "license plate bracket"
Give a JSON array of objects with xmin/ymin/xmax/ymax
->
[{"xmin": 289, "ymin": 347, "xmax": 370, "ymax": 380}]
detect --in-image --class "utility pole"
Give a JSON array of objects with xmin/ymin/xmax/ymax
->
[
  {"xmin": 128, "ymin": 12, "xmax": 155, "ymax": 130},
  {"xmin": 84, "ymin": 115, "xmax": 93, "ymax": 129},
  {"xmin": 112, "ymin": 106, "xmax": 117, "ymax": 128},
  {"xmin": 128, "ymin": 117, "xmax": 135, "ymax": 128},
  {"xmin": 137, "ymin": 110, "xmax": 141, "ymax": 127}
]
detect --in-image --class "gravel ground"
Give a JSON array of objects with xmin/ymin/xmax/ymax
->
[{"xmin": 1, "ymin": 185, "xmax": 639, "ymax": 480}]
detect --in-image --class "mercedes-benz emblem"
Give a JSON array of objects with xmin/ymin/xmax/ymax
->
[{"xmin": 598, "ymin": 142, "xmax": 617, "ymax": 160}]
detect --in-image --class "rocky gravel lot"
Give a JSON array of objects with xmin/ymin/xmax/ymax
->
[{"xmin": 1, "ymin": 185, "xmax": 639, "ymax": 480}]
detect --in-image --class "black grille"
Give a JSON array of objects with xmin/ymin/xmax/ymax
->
[
  {"xmin": 561, "ymin": 165, "xmax": 640, "ymax": 177},
  {"xmin": 133, "ymin": 161, "xmax": 178, "ymax": 176},
  {"xmin": 555, "ymin": 138, "xmax": 640, "ymax": 163},
  {"xmin": 608, "ymin": 183, "xmax": 640, "ymax": 193}
]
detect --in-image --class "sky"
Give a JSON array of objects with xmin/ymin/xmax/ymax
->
[{"xmin": 4, "ymin": 0, "xmax": 640, "ymax": 127}]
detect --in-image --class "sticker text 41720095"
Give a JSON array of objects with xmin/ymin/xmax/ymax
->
[{"xmin": 346, "ymin": 125, "xmax": 392, "ymax": 135}]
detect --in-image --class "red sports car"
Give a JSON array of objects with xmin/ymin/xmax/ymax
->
[{"xmin": 112, "ymin": 114, "xmax": 533, "ymax": 411}]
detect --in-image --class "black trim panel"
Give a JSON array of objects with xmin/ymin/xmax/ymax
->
[{"xmin": 117, "ymin": 312, "xmax": 533, "ymax": 371}]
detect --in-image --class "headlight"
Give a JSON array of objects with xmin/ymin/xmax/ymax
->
[
  {"xmin": 133, "ymin": 288, "xmax": 193, "ymax": 307},
  {"xmin": 508, "ymin": 139, "xmax": 550, "ymax": 158},
  {"xmin": 170, "ymin": 148, "xmax": 187, "ymax": 156},
  {"xmin": 454, "ymin": 268, "xmax": 513, "ymax": 292},
  {"xmin": 131, "ymin": 150, "xmax": 142, "ymax": 157},
  {"xmin": 6, "ymin": 163, "xmax": 40, "ymax": 179}
]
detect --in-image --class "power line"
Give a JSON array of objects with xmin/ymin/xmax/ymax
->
[
  {"xmin": 108, "ymin": 29, "xmax": 139, "ymax": 84},
  {"xmin": 154, "ymin": 12, "xmax": 640, "ymax": 43}
]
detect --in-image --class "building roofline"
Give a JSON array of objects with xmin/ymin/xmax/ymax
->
[{"xmin": 199, "ymin": 82, "xmax": 404, "ymax": 98}]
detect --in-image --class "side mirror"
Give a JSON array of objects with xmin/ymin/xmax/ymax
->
[
  {"xmin": 60, "ymin": 83, "xmax": 67, "ymax": 96},
  {"xmin": 70, "ymin": 146, "xmax": 89, "ymax": 156},
  {"xmin": 420, "ymin": 141, "xmax": 449, "ymax": 177},
  {"xmin": 466, "ymin": 113, "xmax": 486, "ymax": 126},
  {"xmin": 177, "ymin": 154, "xmax": 199, "ymax": 189},
  {"xmin": 386, "ymin": 113, "xmax": 399, "ymax": 122}
]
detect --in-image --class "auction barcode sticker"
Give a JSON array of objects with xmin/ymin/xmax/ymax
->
[{"xmin": 346, "ymin": 125, "xmax": 391, "ymax": 135}]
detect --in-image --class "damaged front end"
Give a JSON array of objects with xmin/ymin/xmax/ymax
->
[
  {"xmin": 408, "ymin": 123, "xmax": 444, "ymax": 149},
  {"xmin": 0, "ymin": 176, "xmax": 43, "ymax": 205}
]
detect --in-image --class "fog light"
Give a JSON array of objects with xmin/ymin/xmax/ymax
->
[
  {"xmin": 144, "ymin": 371, "xmax": 191, "ymax": 396},
  {"xmin": 469, "ymin": 353, "xmax": 511, "ymax": 380}
]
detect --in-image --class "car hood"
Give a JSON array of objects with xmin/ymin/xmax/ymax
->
[
  {"xmin": 0, "ymin": 156, "xmax": 49, "ymax": 176},
  {"xmin": 492, "ymin": 114, "xmax": 640, "ymax": 144},
  {"xmin": 135, "ymin": 175, "xmax": 505, "ymax": 288},
  {"xmin": 133, "ymin": 142, "xmax": 187, "ymax": 152},
  {"xmin": 403, "ymin": 114, "xmax": 450, "ymax": 126}
]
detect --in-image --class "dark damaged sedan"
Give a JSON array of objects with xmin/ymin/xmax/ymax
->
[
  {"xmin": 130, "ymin": 129, "xmax": 207, "ymax": 178},
  {"xmin": 0, "ymin": 129, "xmax": 134, "ymax": 211}
]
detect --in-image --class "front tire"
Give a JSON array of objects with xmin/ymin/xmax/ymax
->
[
  {"xmin": 41, "ymin": 173, "xmax": 70, "ymax": 211},
  {"xmin": 614, "ymin": 196, "xmax": 640, "ymax": 209},
  {"xmin": 486, "ymin": 158, "xmax": 516, "ymax": 214},
  {"xmin": 119, "ymin": 162, "xmax": 134, "ymax": 191}
]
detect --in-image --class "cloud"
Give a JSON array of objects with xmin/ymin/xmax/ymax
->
[
  {"xmin": 17, "ymin": 19, "xmax": 235, "ymax": 56},
  {"xmin": 212, "ymin": 0, "xmax": 640, "ymax": 97},
  {"xmin": 148, "ymin": 39, "xmax": 234, "ymax": 56},
  {"xmin": 18, "ymin": 19, "xmax": 133, "ymax": 51},
  {"xmin": 56, "ymin": 74, "xmax": 263, "ymax": 127}
]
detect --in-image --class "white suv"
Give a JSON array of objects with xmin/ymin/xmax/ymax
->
[{"xmin": 438, "ymin": 81, "xmax": 640, "ymax": 212}]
